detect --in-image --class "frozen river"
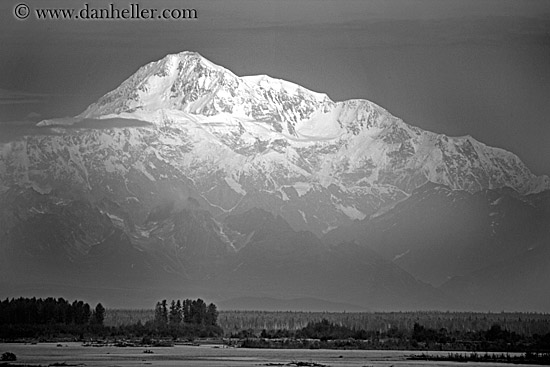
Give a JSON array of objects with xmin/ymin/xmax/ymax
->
[{"xmin": 0, "ymin": 342, "xmax": 537, "ymax": 367}]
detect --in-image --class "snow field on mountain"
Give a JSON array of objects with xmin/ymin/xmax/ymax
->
[{"xmin": 0, "ymin": 50, "xmax": 547, "ymax": 238}]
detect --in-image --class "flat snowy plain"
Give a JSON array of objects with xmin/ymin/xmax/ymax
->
[{"xmin": 0, "ymin": 342, "xmax": 534, "ymax": 367}]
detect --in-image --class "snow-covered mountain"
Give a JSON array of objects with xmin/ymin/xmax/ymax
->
[
  {"xmin": 22, "ymin": 51, "xmax": 550, "ymax": 235},
  {"xmin": 1, "ymin": 51, "xmax": 549, "ymax": 309},
  {"xmin": 77, "ymin": 51, "xmax": 330, "ymax": 136}
]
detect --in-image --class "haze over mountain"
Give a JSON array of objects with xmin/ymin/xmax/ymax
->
[{"xmin": 0, "ymin": 51, "xmax": 548, "ymax": 310}]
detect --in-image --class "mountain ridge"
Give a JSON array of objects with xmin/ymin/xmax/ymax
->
[
  {"xmin": 0, "ymin": 51, "xmax": 548, "ymax": 310},
  {"xmin": 38, "ymin": 51, "xmax": 549, "ymax": 194},
  {"xmin": 21, "ymin": 52, "xmax": 549, "ymax": 237}
]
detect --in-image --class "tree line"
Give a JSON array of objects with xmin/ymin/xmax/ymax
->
[
  {"xmin": 239, "ymin": 319, "xmax": 550, "ymax": 352},
  {"xmin": 154, "ymin": 298, "xmax": 218, "ymax": 327},
  {"xmin": 0, "ymin": 297, "xmax": 105, "ymax": 339},
  {"xmin": 141, "ymin": 298, "xmax": 222, "ymax": 338},
  {"xmin": 0, "ymin": 297, "xmax": 105, "ymax": 326},
  {"xmin": 0, "ymin": 297, "xmax": 222, "ymax": 341},
  {"xmin": 104, "ymin": 310, "xmax": 550, "ymax": 338},
  {"xmin": 410, "ymin": 351, "xmax": 550, "ymax": 365},
  {"xmin": 218, "ymin": 310, "xmax": 550, "ymax": 337}
]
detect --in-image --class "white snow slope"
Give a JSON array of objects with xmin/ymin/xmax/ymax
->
[{"xmin": 3, "ymin": 51, "xmax": 549, "ymax": 235}]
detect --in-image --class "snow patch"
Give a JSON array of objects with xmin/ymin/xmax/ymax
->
[
  {"xmin": 337, "ymin": 204, "xmax": 366, "ymax": 220},
  {"xmin": 224, "ymin": 176, "xmax": 247, "ymax": 196},
  {"xmin": 104, "ymin": 212, "xmax": 125, "ymax": 223},
  {"xmin": 30, "ymin": 181, "xmax": 52, "ymax": 194},
  {"xmin": 278, "ymin": 188, "xmax": 289, "ymax": 201},
  {"xmin": 29, "ymin": 206, "xmax": 46, "ymax": 214},
  {"xmin": 490, "ymin": 197, "xmax": 503, "ymax": 206},
  {"xmin": 322, "ymin": 225, "xmax": 338, "ymax": 234},
  {"xmin": 133, "ymin": 161, "xmax": 156, "ymax": 182},
  {"xmin": 298, "ymin": 209, "xmax": 308, "ymax": 224},
  {"xmin": 293, "ymin": 182, "xmax": 312, "ymax": 196},
  {"xmin": 393, "ymin": 249, "xmax": 410, "ymax": 262}
]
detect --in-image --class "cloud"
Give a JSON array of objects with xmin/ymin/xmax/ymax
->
[
  {"xmin": 0, "ymin": 88, "xmax": 50, "ymax": 105},
  {"xmin": 26, "ymin": 111, "xmax": 42, "ymax": 120}
]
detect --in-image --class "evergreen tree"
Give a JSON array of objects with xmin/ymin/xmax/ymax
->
[
  {"xmin": 176, "ymin": 300, "xmax": 182, "ymax": 323},
  {"xmin": 91, "ymin": 303, "xmax": 106, "ymax": 326},
  {"xmin": 154, "ymin": 301, "xmax": 167, "ymax": 327},
  {"xmin": 169, "ymin": 300, "xmax": 182, "ymax": 326},
  {"xmin": 83, "ymin": 303, "xmax": 92, "ymax": 324},
  {"xmin": 191, "ymin": 299, "xmax": 207, "ymax": 325},
  {"xmin": 182, "ymin": 299, "xmax": 193, "ymax": 324},
  {"xmin": 206, "ymin": 303, "xmax": 218, "ymax": 326},
  {"xmin": 161, "ymin": 299, "xmax": 168, "ymax": 325}
]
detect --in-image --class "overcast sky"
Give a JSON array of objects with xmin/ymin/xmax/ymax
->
[{"xmin": 1, "ymin": 0, "xmax": 549, "ymax": 175}]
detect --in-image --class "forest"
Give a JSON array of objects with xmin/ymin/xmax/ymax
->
[
  {"xmin": 238, "ymin": 319, "xmax": 550, "ymax": 352},
  {"xmin": 0, "ymin": 297, "xmax": 106, "ymax": 339},
  {"xmin": 0, "ymin": 297, "xmax": 221, "ymax": 340},
  {"xmin": 216, "ymin": 310, "xmax": 550, "ymax": 337},
  {"xmin": 107, "ymin": 309, "xmax": 550, "ymax": 337},
  {"xmin": 2, "ymin": 297, "xmax": 550, "ymax": 354}
]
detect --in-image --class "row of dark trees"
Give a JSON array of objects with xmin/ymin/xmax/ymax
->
[
  {"xmin": 219, "ymin": 310, "xmax": 550, "ymax": 337},
  {"xmin": 143, "ymin": 298, "xmax": 222, "ymax": 339},
  {"xmin": 411, "ymin": 352, "xmax": 550, "ymax": 365},
  {"xmin": 240, "ymin": 319, "xmax": 550, "ymax": 352},
  {"xmin": 0, "ymin": 297, "xmax": 222, "ymax": 340},
  {"xmin": 154, "ymin": 298, "xmax": 218, "ymax": 327},
  {"xmin": 112, "ymin": 298, "xmax": 223, "ymax": 339},
  {"xmin": 0, "ymin": 297, "xmax": 105, "ymax": 326}
]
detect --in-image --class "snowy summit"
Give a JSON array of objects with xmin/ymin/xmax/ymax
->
[{"xmin": 7, "ymin": 51, "xmax": 550, "ymax": 235}]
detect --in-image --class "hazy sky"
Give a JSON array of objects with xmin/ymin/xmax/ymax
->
[{"xmin": 1, "ymin": 0, "xmax": 549, "ymax": 174}]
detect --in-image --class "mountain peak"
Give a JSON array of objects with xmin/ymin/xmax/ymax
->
[
  {"xmin": 36, "ymin": 51, "xmax": 549, "ymax": 200},
  {"xmin": 78, "ymin": 51, "xmax": 330, "ymax": 136},
  {"xmin": 78, "ymin": 50, "xmax": 238, "ymax": 118},
  {"xmin": 163, "ymin": 51, "xmax": 231, "ymax": 75},
  {"xmin": 25, "ymin": 50, "xmax": 550, "ymax": 223}
]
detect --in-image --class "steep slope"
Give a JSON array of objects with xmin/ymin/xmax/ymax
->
[
  {"xmin": 212, "ymin": 208, "xmax": 457, "ymax": 310},
  {"xmin": 441, "ymin": 190, "xmax": 550, "ymax": 311},
  {"xmin": 442, "ymin": 229, "xmax": 550, "ymax": 311},
  {"xmin": 0, "ymin": 189, "xmax": 457, "ymax": 310},
  {"xmin": 77, "ymin": 51, "xmax": 330, "ymax": 136},
  {"xmin": 0, "ymin": 189, "xmax": 155, "ymax": 287},
  {"xmin": 325, "ymin": 183, "xmax": 550, "ymax": 288}
]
